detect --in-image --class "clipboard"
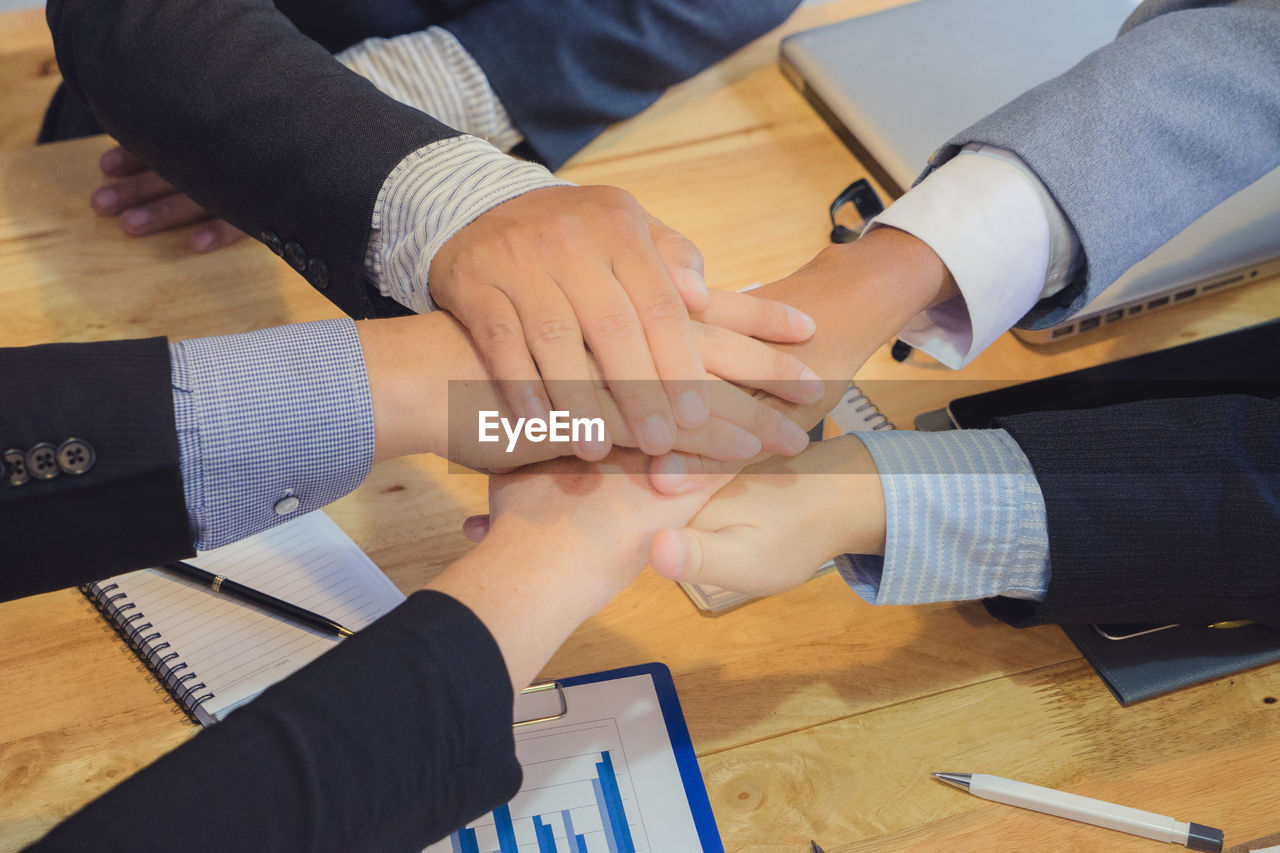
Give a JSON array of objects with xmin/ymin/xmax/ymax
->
[{"xmin": 431, "ymin": 662, "xmax": 723, "ymax": 853}]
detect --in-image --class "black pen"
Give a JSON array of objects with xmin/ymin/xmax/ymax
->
[
  {"xmin": 161, "ymin": 561, "xmax": 354, "ymax": 638},
  {"xmin": 810, "ymin": 842, "xmax": 825, "ymax": 853}
]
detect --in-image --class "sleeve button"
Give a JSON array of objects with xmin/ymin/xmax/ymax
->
[
  {"xmin": 57, "ymin": 438, "xmax": 97, "ymax": 475},
  {"xmin": 306, "ymin": 257, "xmax": 330, "ymax": 290},
  {"xmin": 260, "ymin": 230, "xmax": 284, "ymax": 256},
  {"xmin": 284, "ymin": 240, "xmax": 308, "ymax": 272},
  {"xmin": 4, "ymin": 449, "xmax": 28, "ymax": 486},
  {"xmin": 274, "ymin": 495, "xmax": 301, "ymax": 516},
  {"xmin": 26, "ymin": 443, "xmax": 60, "ymax": 481}
]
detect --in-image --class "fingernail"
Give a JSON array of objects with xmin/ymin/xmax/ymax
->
[
  {"xmin": 122, "ymin": 208, "xmax": 150, "ymax": 230},
  {"xmin": 781, "ymin": 421, "xmax": 810, "ymax": 454},
  {"xmin": 100, "ymin": 149, "xmax": 121, "ymax": 173},
  {"xmin": 641, "ymin": 414, "xmax": 674, "ymax": 454},
  {"xmin": 788, "ymin": 306, "xmax": 817, "ymax": 338},
  {"xmin": 666, "ymin": 534, "xmax": 689, "ymax": 577},
  {"xmin": 683, "ymin": 267, "xmax": 708, "ymax": 297},
  {"xmin": 735, "ymin": 431, "xmax": 763, "ymax": 459},
  {"xmin": 192, "ymin": 229, "xmax": 216, "ymax": 252},
  {"xmin": 575, "ymin": 431, "xmax": 610, "ymax": 461},
  {"xmin": 521, "ymin": 390, "xmax": 548, "ymax": 423},
  {"xmin": 91, "ymin": 188, "xmax": 117, "ymax": 213},
  {"xmin": 676, "ymin": 389, "xmax": 708, "ymax": 427},
  {"xmin": 652, "ymin": 454, "xmax": 692, "ymax": 493},
  {"xmin": 800, "ymin": 367, "xmax": 825, "ymax": 403}
]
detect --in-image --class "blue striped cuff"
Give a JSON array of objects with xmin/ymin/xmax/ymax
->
[
  {"xmin": 170, "ymin": 319, "xmax": 375, "ymax": 550},
  {"xmin": 836, "ymin": 428, "xmax": 1051, "ymax": 605}
]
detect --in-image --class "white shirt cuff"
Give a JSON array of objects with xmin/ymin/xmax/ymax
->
[
  {"xmin": 866, "ymin": 144, "xmax": 1080, "ymax": 368},
  {"xmin": 364, "ymin": 136, "xmax": 571, "ymax": 313}
]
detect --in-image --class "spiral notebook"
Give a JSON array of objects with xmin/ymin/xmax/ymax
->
[
  {"xmin": 82, "ymin": 512, "xmax": 405, "ymax": 726},
  {"xmin": 678, "ymin": 381, "xmax": 893, "ymax": 612}
]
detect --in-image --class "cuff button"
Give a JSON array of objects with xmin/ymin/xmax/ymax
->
[
  {"xmin": 3, "ymin": 449, "xmax": 27, "ymax": 487},
  {"xmin": 26, "ymin": 443, "xmax": 60, "ymax": 481},
  {"xmin": 306, "ymin": 257, "xmax": 329, "ymax": 290},
  {"xmin": 58, "ymin": 438, "xmax": 96, "ymax": 475},
  {"xmin": 284, "ymin": 240, "xmax": 308, "ymax": 272},
  {"xmin": 274, "ymin": 495, "xmax": 301, "ymax": 516}
]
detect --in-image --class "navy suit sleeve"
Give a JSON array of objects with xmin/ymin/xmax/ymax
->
[
  {"xmin": 45, "ymin": 0, "xmax": 461, "ymax": 319},
  {"xmin": 28, "ymin": 591, "xmax": 523, "ymax": 853},
  {"xmin": 983, "ymin": 395, "xmax": 1280, "ymax": 627},
  {"xmin": 447, "ymin": 0, "xmax": 800, "ymax": 169},
  {"xmin": 0, "ymin": 338, "xmax": 191, "ymax": 597}
]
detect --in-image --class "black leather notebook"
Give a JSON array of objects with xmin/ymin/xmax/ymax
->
[{"xmin": 916, "ymin": 319, "xmax": 1280, "ymax": 704}]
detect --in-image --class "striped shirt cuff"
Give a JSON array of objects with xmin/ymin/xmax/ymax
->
[
  {"xmin": 170, "ymin": 319, "xmax": 375, "ymax": 550},
  {"xmin": 836, "ymin": 428, "xmax": 1051, "ymax": 605},
  {"xmin": 336, "ymin": 26, "xmax": 523, "ymax": 151},
  {"xmin": 365, "ymin": 135, "xmax": 571, "ymax": 313}
]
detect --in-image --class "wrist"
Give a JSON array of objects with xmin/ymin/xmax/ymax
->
[{"xmin": 823, "ymin": 435, "xmax": 887, "ymax": 557}]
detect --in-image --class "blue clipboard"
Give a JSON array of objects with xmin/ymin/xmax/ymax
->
[{"xmin": 557, "ymin": 662, "xmax": 723, "ymax": 853}]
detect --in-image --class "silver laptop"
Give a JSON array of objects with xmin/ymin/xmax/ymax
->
[{"xmin": 780, "ymin": 0, "xmax": 1280, "ymax": 343}]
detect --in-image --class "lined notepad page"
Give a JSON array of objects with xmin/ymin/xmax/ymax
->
[{"xmin": 107, "ymin": 512, "xmax": 405, "ymax": 723}]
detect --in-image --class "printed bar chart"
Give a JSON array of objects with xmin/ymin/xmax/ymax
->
[{"xmin": 440, "ymin": 744, "xmax": 645, "ymax": 853}]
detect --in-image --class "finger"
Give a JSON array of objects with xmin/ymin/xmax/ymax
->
[
  {"xmin": 90, "ymin": 170, "xmax": 178, "ymax": 216},
  {"xmin": 191, "ymin": 219, "xmax": 247, "ymax": 253},
  {"xmin": 606, "ymin": 244, "xmax": 711, "ymax": 435},
  {"xmin": 451, "ymin": 286, "xmax": 552, "ymax": 424},
  {"xmin": 696, "ymin": 323, "xmax": 825, "ymax": 404},
  {"xmin": 707, "ymin": 382, "xmax": 811, "ymax": 457},
  {"xmin": 648, "ymin": 451, "xmax": 741, "ymax": 495},
  {"xmin": 555, "ymin": 263, "xmax": 679, "ymax": 453},
  {"xmin": 118, "ymin": 191, "xmax": 216, "ymax": 236},
  {"xmin": 668, "ymin": 417, "xmax": 761, "ymax": 463},
  {"xmin": 98, "ymin": 146, "xmax": 151, "ymax": 177},
  {"xmin": 645, "ymin": 211, "xmax": 708, "ymax": 312},
  {"xmin": 507, "ymin": 279, "xmax": 612, "ymax": 460},
  {"xmin": 650, "ymin": 527, "xmax": 753, "ymax": 591},
  {"xmin": 462, "ymin": 514, "xmax": 491, "ymax": 543},
  {"xmin": 696, "ymin": 289, "xmax": 816, "ymax": 343}
]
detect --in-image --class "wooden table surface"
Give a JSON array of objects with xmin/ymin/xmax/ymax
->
[{"xmin": 2, "ymin": 2, "xmax": 1279, "ymax": 851}]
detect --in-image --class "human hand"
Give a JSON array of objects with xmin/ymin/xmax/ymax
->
[
  {"xmin": 357, "ymin": 310, "xmax": 814, "ymax": 472},
  {"xmin": 649, "ymin": 435, "xmax": 886, "ymax": 597},
  {"xmin": 431, "ymin": 450, "xmax": 732, "ymax": 690},
  {"xmin": 90, "ymin": 145, "xmax": 245, "ymax": 252},
  {"xmin": 431, "ymin": 185, "xmax": 814, "ymax": 459}
]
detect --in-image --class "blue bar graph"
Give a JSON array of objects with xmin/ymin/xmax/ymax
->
[
  {"xmin": 494, "ymin": 804, "xmax": 518, "ymax": 853},
  {"xmin": 450, "ymin": 827, "xmax": 479, "ymax": 853},
  {"xmin": 445, "ymin": 748, "xmax": 641, "ymax": 853},
  {"xmin": 532, "ymin": 815, "xmax": 557, "ymax": 853},
  {"xmin": 561, "ymin": 809, "xmax": 589, "ymax": 853},
  {"xmin": 592, "ymin": 777, "xmax": 620, "ymax": 853},
  {"xmin": 596, "ymin": 751, "xmax": 637, "ymax": 853}
]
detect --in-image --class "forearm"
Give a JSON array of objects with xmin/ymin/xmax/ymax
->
[{"xmin": 749, "ymin": 228, "xmax": 956, "ymax": 423}]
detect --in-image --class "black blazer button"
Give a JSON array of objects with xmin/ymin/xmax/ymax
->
[
  {"xmin": 26, "ymin": 443, "xmax": 60, "ymax": 481},
  {"xmin": 306, "ymin": 257, "xmax": 330, "ymax": 290},
  {"xmin": 3, "ymin": 449, "xmax": 27, "ymax": 487},
  {"xmin": 284, "ymin": 240, "xmax": 308, "ymax": 272},
  {"xmin": 57, "ymin": 438, "xmax": 97, "ymax": 475},
  {"xmin": 260, "ymin": 230, "xmax": 284, "ymax": 256}
]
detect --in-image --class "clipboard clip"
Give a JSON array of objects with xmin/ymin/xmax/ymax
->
[{"xmin": 514, "ymin": 680, "xmax": 567, "ymax": 727}]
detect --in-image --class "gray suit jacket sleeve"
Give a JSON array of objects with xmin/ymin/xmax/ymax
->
[{"xmin": 923, "ymin": 0, "xmax": 1280, "ymax": 329}]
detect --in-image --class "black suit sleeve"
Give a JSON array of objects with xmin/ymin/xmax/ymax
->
[
  {"xmin": 0, "ymin": 338, "xmax": 192, "ymax": 598},
  {"xmin": 983, "ymin": 395, "xmax": 1280, "ymax": 627},
  {"xmin": 44, "ymin": 0, "xmax": 461, "ymax": 319},
  {"xmin": 28, "ymin": 591, "xmax": 523, "ymax": 853}
]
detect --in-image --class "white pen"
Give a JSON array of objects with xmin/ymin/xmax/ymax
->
[{"xmin": 932, "ymin": 773, "xmax": 1223, "ymax": 852}]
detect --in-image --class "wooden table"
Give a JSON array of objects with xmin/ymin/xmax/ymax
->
[{"xmin": 2, "ymin": 2, "xmax": 1278, "ymax": 850}]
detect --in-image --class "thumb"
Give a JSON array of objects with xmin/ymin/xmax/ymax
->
[
  {"xmin": 650, "ymin": 526, "xmax": 750, "ymax": 592},
  {"xmin": 646, "ymin": 212, "xmax": 708, "ymax": 313}
]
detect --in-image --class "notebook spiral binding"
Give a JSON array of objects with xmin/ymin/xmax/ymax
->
[
  {"xmin": 827, "ymin": 383, "xmax": 895, "ymax": 434},
  {"xmin": 81, "ymin": 581, "xmax": 215, "ymax": 724}
]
